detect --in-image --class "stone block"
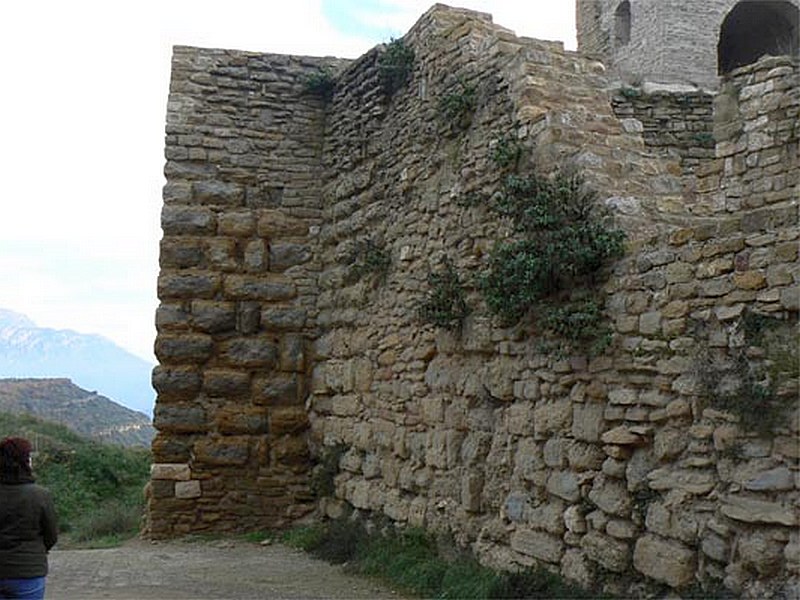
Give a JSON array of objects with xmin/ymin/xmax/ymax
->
[
  {"xmin": 219, "ymin": 338, "xmax": 278, "ymax": 368},
  {"xmin": 152, "ymin": 366, "xmax": 202, "ymax": 399},
  {"xmin": 257, "ymin": 210, "xmax": 309, "ymax": 237},
  {"xmin": 158, "ymin": 273, "xmax": 220, "ymax": 299},
  {"xmin": 510, "ymin": 528, "xmax": 564, "ymax": 564},
  {"xmin": 533, "ymin": 400, "xmax": 572, "ymax": 436},
  {"xmin": 270, "ymin": 406, "xmax": 310, "ymax": 435},
  {"xmin": 253, "ymin": 375, "xmax": 300, "ymax": 405},
  {"xmin": 720, "ymin": 495, "xmax": 798, "ymax": 526},
  {"xmin": 218, "ymin": 210, "xmax": 256, "ymax": 237},
  {"xmin": 280, "ymin": 335, "xmax": 305, "ymax": 372},
  {"xmin": 633, "ymin": 535, "xmax": 695, "ymax": 588},
  {"xmin": 572, "ymin": 403, "xmax": 605, "ymax": 442},
  {"xmin": 159, "ymin": 238, "xmax": 204, "ymax": 268},
  {"xmin": 261, "ymin": 307, "xmax": 307, "ymax": 330},
  {"xmin": 567, "ymin": 442, "xmax": 605, "ymax": 471},
  {"xmin": 175, "ymin": 480, "xmax": 202, "ymax": 499},
  {"xmin": 243, "ymin": 240, "xmax": 268, "ymax": 271},
  {"xmin": 588, "ymin": 475, "xmax": 631, "ymax": 517},
  {"xmin": 223, "ymin": 274, "xmax": 296, "ymax": 300},
  {"xmin": 193, "ymin": 436, "xmax": 251, "ymax": 466},
  {"xmin": 215, "ymin": 406, "xmax": 268, "ymax": 435},
  {"xmin": 647, "ymin": 468, "xmax": 715, "ymax": 495},
  {"xmin": 154, "ymin": 404, "xmax": 207, "ymax": 433},
  {"xmin": 192, "ymin": 180, "xmax": 244, "ymax": 206},
  {"xmin": 203, "ymin": 369, "xmax": 251, "ymax": 397},
  {"xmin": 461, "ymin": 471, "xmax": 484, "ymax": 512},
  {"xmin": 151, "ymin": 463, "xmax": 191, "ymax": 481},
  {"xmin": 546, "ymin": 470, "xmax": 580, "ymax": 503},
  {"xmin": 269, "ymin": 243, "xmax": 311, "ymax": 271},
  {"xmin": 161, "ymin": 205, "xmax": 216, "ymax": 234},
  {"xmin": 273, "ymin": 435, "xmax": 310, "ymax": 469},
  {"xmin": 581, "ymin": 531, "xmax": 630, "ymax": 572},
  {"xmin": 190, "ymin": 300, "xmax": 236, "ymax": 333}
]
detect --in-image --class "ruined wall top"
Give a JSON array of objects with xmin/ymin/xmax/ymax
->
[{"xmin": 576, "ymin": 0, "xmax": 800, "ymax": 89}]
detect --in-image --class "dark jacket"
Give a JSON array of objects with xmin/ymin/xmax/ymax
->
[{"xmin": 0, "ymin": 480, "xmax": 58, "ymax": 578}]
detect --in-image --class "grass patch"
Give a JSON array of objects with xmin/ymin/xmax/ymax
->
[
  {"xmin": 280, "ymin": 517, "xmax": 595, "ymax": 599},
  {"xmin": 0, "ymin": 411, "xmax": 150, "ymax": 547}
]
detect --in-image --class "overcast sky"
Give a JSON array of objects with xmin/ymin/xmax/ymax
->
[{"xmin": 0, "ymin": 1, "xmax": 576, "ymax": 363}]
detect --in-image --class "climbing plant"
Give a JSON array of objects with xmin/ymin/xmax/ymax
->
[
  {"xmin": 480, "ymin": 169, "xmax": 626, "ymax": 333},
  {"xmin": 418, "ymin": 256, "xmax": 469, "ymax": 332},
  {"xmin": 378, "ymin": 38, "xmax": 415, "ymax": 97}
]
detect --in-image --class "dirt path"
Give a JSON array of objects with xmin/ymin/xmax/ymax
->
[{"xmin": 46, "ymin": 538, "xmax": 407, "ymax": 599}]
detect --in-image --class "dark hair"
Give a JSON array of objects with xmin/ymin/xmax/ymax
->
[{"xmin": 0, "ymin": 437, "xmax": 33, "ymax": 483}]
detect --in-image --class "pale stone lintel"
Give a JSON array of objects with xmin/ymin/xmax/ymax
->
[
  {"xmin": 151, "ymin": 462, "xmax": 191, "ymax": 481},
  {"xmin": 175, "ymin": 480, "xmax": 202, "ymax": 499}
]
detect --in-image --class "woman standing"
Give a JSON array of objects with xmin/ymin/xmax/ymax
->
[{"xmin": 0, "ymin": 437, "xmax": 58, "ymax": 600}]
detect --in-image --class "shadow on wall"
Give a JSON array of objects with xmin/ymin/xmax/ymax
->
[{"xmin": 718, "ymin": 0, "xmax": 800, "ymax": 74}]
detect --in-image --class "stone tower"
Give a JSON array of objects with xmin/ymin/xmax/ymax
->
[{"xmin": 576, "ymin": 0, "xmax": 799, "ymax": 88}]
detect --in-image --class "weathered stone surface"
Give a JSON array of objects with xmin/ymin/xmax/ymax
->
[
  {"xmin": 158, "ymin": 273, "xmax": 221, "ymax": 299},
  {"xmin": 744, "ymin": 467, "xmax": 795, "ymax": 491},
  {"xmin": 581, "ymin": 531, "xmax": 630, "ymax": 572},
  {"xmin": 174, "ymin": 480, "xmax": 202, "ymax": 499},
  {"xmin": 572, "ymin": 403, "xmax": 605, "ymax": 442},
  {"xmin": 588, "ymin": 475, "xmax": 631, "ymax": 517},
  {"xmin": 219, "ymin": 338, "xmax": 278, "ymax": 368},
  {"xmin": 161, "ymin": 205, "xmax": 216, "ymax": 234},
  {"xmin": 633, "ymin": 535, "xmax": 695, "ymax": 588},
  {"xmin": 647, "ymin": 468, "xmax": 715, "ymax": 495},
  {"xmin": 601, "ymin": 425, "xmax": 647, "ymax": 446},
  {"xmin": 203, "ymin": 369, "xmax": 251, "ymax": 397},
  {"xmin": 152, "ymin": 366, "xmax": 202, "ymax": 398},
  {"xmin": 721, "ymin": 495, "xmax": 798, "ymax": 526},
  {"xmin": 547, "ymin": 470, "xmax": 581, "ymax": 503},
  {"xmin": 510, "ymin": 528, "xmax": 564, "ymax": 564},
  {"xmin": 151, "ymin": 463, "xmax": 191, "ymax": 481},
  {"xmin": 154, "ymin": 404, "xmax": 207, "ymax": 433},
  {"xmin": 191, "ymin": 300, "xmax": 237, "ymax": 333},
  {"xmin": 223, "ymin": 275, "xmax": 296, "ymax": 300}
]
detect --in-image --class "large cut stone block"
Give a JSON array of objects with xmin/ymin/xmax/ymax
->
[
  {"xmin": 510, "ymin": 528, "xmax": 564, "ymax": 564},
  {"xmin": 581, "ymin": 531, "xmax": 630, "ymax": 572},
  {"xmin": 194, "ymin": 436, "xmax": 251, "ymax": 466},
  {"xmin": 155, "ymin": 334, "xmax": 214, "ymax": 364},
  {"xmin": 219, "ymin": 338, "xmax": 278, "ymax": 368},
  {"xmin": 633, "ymin": 534, "xmax": 695, "ymax": 588}
]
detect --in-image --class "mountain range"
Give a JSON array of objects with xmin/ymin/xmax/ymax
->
[
  {"xmin": 0, "ymin": 378, "xmax": 154, "ymax": 448},
  {"xmin": 0, "ymin": 309, "xmax": 155, "ymax": 415}
]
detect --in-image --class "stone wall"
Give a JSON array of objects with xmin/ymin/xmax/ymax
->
[
  {"xmin": 576, "ymin": 0, "xmax": 800, "ymax": 89},
  {"xmin": 148, "ymin": 46, "xmax": 347, "ymax": 536},
  {"xmin": 151, "ymin": 5, "xmax": 799, "ymax": 596},
  {"xmin": 611, "ymin": 86, "xmax": 715, "ymax": 190}
]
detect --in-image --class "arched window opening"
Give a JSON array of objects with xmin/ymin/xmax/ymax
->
[
  {"xmin": 718, "ymin": 0, "xmax": 799, "ymax": 74},
  {"xmin": 615, "ymin": 1, "xmax": 632, "ymax": 47}
]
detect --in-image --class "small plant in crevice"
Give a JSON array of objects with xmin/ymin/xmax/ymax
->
[
  {"xmin": 343, "ymin": 237, "xmax": 391, "ymax": 285},
  {"xmin": 619, "ymin": 86, "xmax": 641, "ymax": 99},
  {"xmin": 692, "ymin": 131, "xmax": 715, "ymax": 147},
  {"xmin": 438, "ymin": 78, "xmax": 477, "ymax": 133},
  {"xmin": 418, "ymin": 256, "xmax": 470, "ymax": 332},
  {"xmin": 310, "ymin": 444, "xmax": 347, "ymax": 498},
  {"xmin": 693, "ymin": 310, "xmax": 798, "ymax": 435},
  {"xmin": 303, "ymin": 68, "xmax": 336, "ymax": 102},
  {"xmin": 378, "ymin": 38, "xmax": 415, "ymax": 98},
  {"xmin": 489, "ymin": 134, "xmax": 522, "ymax": 171}
]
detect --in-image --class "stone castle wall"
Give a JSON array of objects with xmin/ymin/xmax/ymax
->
[
  {"xmin": 576, "ymin": 0, "xmax": 800, "ymax": 89},
  {"xmin": 150, "ymin": 5, "xmax": 799, "ymax": 596},
  {"xmin": 148, "ymin": 46, "xmax": 347, "ymax": 535}
]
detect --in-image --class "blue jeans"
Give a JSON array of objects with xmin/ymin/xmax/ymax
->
[{"xmin": 0, "ymin": 577, "xmax": 45, "ymax": 600}]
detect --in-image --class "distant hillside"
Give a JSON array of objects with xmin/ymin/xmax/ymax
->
[
  {"xmin": 0, "ymin": 378, "xmax": 154, "ymax": 448},
  {"xmin": 0, "ymin": 309, "xmax": 155, "ymax": 415}
]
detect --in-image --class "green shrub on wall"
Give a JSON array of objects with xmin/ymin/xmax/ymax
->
[
  {"xmin": 480, "ymin": 169, "xmax": 626, "ymax": 338},
  {"xmin": 378, "ymin": 38, "xmax": 415, "ymax": 97},
  {"xmin": 439, "ymin": 78, "xmax": 477, "ymax": 133},
  {"xmin": 303, "ymin": 68, "xmax": 336, "ymax": 102},
  {"xmin": 418, "ymin": 256, "xmax": 470, "ymax": 331}
]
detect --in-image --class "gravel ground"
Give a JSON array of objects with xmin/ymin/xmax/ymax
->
[{"xmin": 45, "ymin": 538, "xmax": 407, "ymax": 600}]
